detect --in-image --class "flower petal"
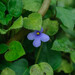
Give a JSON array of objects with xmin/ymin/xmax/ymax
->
[
  {"xmin": 35, "ymin": 28, "xmax": 43, "ymax": 33},
  {"xmin": 27, "ymin": 32, "xmax": 35, "ymax": 40},
  {"xmin": 40, "ymin": 27, "xmax": 43, "ymax": 32},
  {"xmin": 40, "ymin": 33, "xmax": 50, "ymax": 42},
  {"xmin": 33, "ymin": 38, "xmax": 41, "ymax": 47}
]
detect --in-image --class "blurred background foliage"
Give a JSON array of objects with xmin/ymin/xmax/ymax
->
[{"xmin": 0, "ymin": 0, "xmax": 75, "ymax": 75}]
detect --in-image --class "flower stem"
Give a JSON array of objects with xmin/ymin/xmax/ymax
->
[{"xmin": 35, "ymin": 43, "xmax": 43, "ymax": 64}]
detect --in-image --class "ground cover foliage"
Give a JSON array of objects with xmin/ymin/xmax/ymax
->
[{"xmin": 0, "ymin": 0, "xmax": 75, "ymax": 75}]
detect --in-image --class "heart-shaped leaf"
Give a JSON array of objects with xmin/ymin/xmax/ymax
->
[
  {"xmin": 51, "ymin": 37, "xmax": 73, "ymax": 52},
  {"xmin": 9, "ymin": 59, "xmax": 28, "ymax": 75},
  {"xmin": 36, "ymin": 43, "xmax": 62, "ymax": 70},
  {"xmin": 56, "ymin": 7, "xmax": 75, "ymax": 30},
  {"xmin": 30, "ymin": 62, "xmax": 53, "ymax": 75},
  {"xmin": 43, "ymin": 18, "xmax": 59, "ymax": 36},
  {"xmin": 23, "ymin": 13, "xmax": 42, "ymax": 30},
  {"xmin": 4, "ymin": 41, "xmax": 25, "ymax": 61},
  {"xmin": 1, "ymin": 68, "xmax": 16, "ymax": 75}
]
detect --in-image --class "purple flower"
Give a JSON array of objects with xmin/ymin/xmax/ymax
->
[{"xmin": 27, "ymin": 28, "xmax": 50, "ymax": 47}]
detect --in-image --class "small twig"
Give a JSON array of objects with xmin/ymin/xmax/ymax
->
[
  {"xmin": 38, "ymin": 0, "xmax": 51, "ymax": 16},
  {"xmin": 7, "ymin": 0, "xmax": 51, "ymax": 44}
]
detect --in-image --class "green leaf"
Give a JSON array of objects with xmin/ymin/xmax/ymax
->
[
  {"xmin": 0, "ymin": 44, "xmax": 8, "ymax": 54},
  {"xmin": 8, "ymin": 0, "xmax": 23, "ymax": 17},
  {"xmin": 43, "ymin": 18, "xmax": 59, "ymax": 36},
  {"xmin": 0, "ymin": 14, "xmax": 13, "ymax": 25},
  {"xmin": 0, "ymin": 2, "xmax": 12, "ymax": 25},
  {"xmin": 1, "ymin": 68, "xmax": 16, "ymax": 75},
  {"xmin": 0, "ymin": 11, "xmax": 5, "ymax": 24},
  {"xmin": 51, "ymin": 0, "xmax": 57, "ymax": 5},
  {"xmin": 51, "ymin": 37, "xmax": 73, "ymax": 52},
  {"xmin": 30, "ymin": 62, "xmax": 53, "ymax": 75},
  {"xmin": 4, "ymin": 41, "xmax": 25, "ymax": 61},
  {"xmin": 22, "ymin": 0, "xmax": 42, "ymax": 12},
  {"xmin": 0, "ymin": 16, "xmax": 23, "ymax": 34},
  {"xmin": 5, "ymin": 14, "xmax": 13, "ymax": 24},
  {"xmin": 9, "ymin": 59, "xmax": 28, "ymax": 75},
  {"xmin": 56, "ymin": 7, "xmax": 75, "ymax": 30},
  {"xmin": 23, "ymin": 13, "xmax": 42, "ymax": 30},
  {"xmin": 0, "ymin": 1, "xmax": 6, "ymax": 12},
  {"xmin": 57, "ymin": 0, "xmax": 73, "ymax": 7},
  {"xmin": 70, "ymin": 51, "xmax": 75, "ymax": 63},
  {"xmin": 60, "ymin": 25, "xmax": 75, "ymax": 37},
  {"xmin": 36, "ymin": 43, "xmax": 62, "ymax": 70},
  {"xmin": 0, "ymin": 11, "xmax": 4, "ymax": 19},
  {"xmin": 57, "ymin": 59, "xmax": 73, "ymax": 73},
  {"xmin": 9, "ymin": 16, "xmax": 23, "ymax": 30},
  {"xmin": 0, "ymin": 29, "xmax": 7, "ymax": 34}
]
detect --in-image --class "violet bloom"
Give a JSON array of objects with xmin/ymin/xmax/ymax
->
[{"xmin": 27, "ymin": 28, "xmax": 50, "ymax": 47}]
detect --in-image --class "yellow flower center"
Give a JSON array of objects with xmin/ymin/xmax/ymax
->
[{"xmin": 36, "ymin": 32, "xmax": 40, "ymax": 35}]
